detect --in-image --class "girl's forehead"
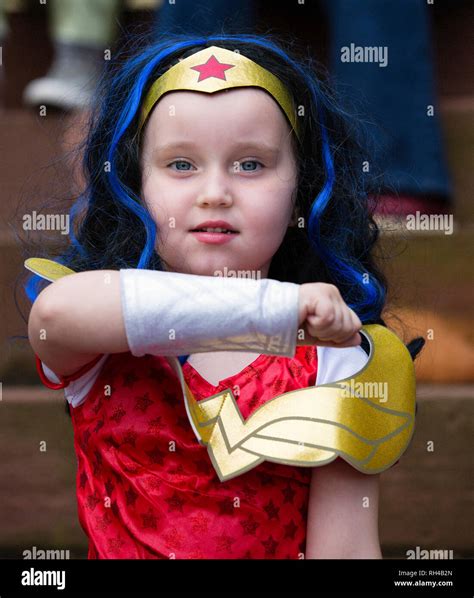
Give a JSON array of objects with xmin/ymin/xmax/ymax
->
[{"xmin": 143, "ymin": 87, "xmax": 292, "ymax": 143}]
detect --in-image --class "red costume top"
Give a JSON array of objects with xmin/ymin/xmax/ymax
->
[{"xmin": 36, "ymin": 344, "xmax": 373, "ymax": 559}]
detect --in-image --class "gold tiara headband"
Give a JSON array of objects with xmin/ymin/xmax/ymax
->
[{"xmin": 138, "ymin": 45, "xmax": 301, "ymax": 140}]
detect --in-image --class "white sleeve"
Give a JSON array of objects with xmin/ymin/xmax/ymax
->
[
  {"xmin": 120, "ymin": 269, "xmax": 299, "ymax": 357},
  {"xmin": 41, "ymin": 355, "xmax": 109, "ymax": 408},
  {"xmin": 315, "ymin": 345, "xmax": 369, "ymax": 385}
]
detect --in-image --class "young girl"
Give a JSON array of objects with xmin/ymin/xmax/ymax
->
[{"xmin": 25, "ymin": 33, "xmax": 420, "ymax": 559}]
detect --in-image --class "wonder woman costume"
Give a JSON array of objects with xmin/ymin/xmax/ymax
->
[{"xmin": 25, "ymin": 45, "xmax": 420, "ymax": 558}]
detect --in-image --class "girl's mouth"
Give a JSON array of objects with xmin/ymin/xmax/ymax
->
[{"xmin": 189, "ymin": 230, "xmax": 240, "ymax": 245}]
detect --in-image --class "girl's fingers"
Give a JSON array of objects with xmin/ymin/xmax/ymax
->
[
  {"xmin": 305, "ymin": 309, "xmax": 362, "ymax": 345},
  {"xmin": 327, "ymin": 303, "xmax": 352, "ymax": 343},
  {"xmin": 300, "ymin": 284, "xmax": 363, "ymax": 347},
  {"xmin": 307, "ymin": 303, "xmax": 357, "ymax": 344},
  {"xmin": 306, "ymin": 295, "xmax": 338, "ymax": 340},
  {"xmin": 296, "ymin": 315, "xmax": 362, "ymax": 347},
  {"xmin": 336, "ymin": 305, "xmax": 360, "ymax": 344},
  {"xmin": 350, "ymin": 308, "xmax": 363, "ymax": 330},
  {"xmin": 328, "ymin": 305, "xmax": 362, "ymax": 344}
]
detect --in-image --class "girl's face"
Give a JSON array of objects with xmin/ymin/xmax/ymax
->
[{"xmin": 140, "ymin": 87, "xmax": 297, "ymax": 278}]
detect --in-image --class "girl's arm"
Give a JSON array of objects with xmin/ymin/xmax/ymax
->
[
  {"xmin": 29, "ymin": 269, "xmax": 301, "ymax": 376},
  {"xmin": 29, "ymin": 270, "xmax": 361, "ymax": 379},
  {"xmin": 305, "ymin": 457, "xmax": 382, "ymax": 559},
  {"xmin": 28, "ymin": 271, "xmax": 128, "ymax": 377}
]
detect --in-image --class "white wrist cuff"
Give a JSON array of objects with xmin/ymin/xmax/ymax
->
[{"xmin": 119, "ymin": 269, "xmax": 299, "ymax": 358}]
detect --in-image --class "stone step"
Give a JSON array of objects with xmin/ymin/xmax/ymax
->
[
  {"xmin": 0, "ymin": 384, "xmax": 472, "ymax": 557},
  {"xmin": 380, "ymin": 384, "xmax": 474, "ymax": 558}
]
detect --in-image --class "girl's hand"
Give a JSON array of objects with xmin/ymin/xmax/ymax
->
[{"xmin": 296, "ymin": 283, "xmax": 362, "ymax": 348}]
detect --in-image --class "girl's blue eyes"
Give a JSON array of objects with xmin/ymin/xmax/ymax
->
[
  {"xmin": 167, "ymin": 160, "xmax": 263, "ymax": 172},
  {"xmin": 240, "ymin": 160, "xmax": 262, "ymax": 172},
  {"xmin": 170, "ymin": 160, "xmax": 192, "ymax": 171}
]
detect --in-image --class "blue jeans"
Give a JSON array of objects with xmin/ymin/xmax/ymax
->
[{"xmin": 321, "ymin": 0, "xmax": 452, "ymax": 200}]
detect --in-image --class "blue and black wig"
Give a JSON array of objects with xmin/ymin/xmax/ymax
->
[{"xmin": 22, "ymin": 32, "xmax": 392, "ymax": 359}]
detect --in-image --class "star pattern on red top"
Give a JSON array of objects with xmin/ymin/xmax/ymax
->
[
  {"xmin": 190, "ymin": 54, "xmax": 235, "ymax": 82},
  {"xmin": 66, "ymin": 346, "xmax": 320, "ymax": 559}
]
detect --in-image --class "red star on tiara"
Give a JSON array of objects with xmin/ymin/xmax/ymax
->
[{"xmin": 190, "ymin": 54, "xmax": 235, "ymax": 82}]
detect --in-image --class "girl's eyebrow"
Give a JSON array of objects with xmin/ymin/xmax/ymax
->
[{"xmin": 152, "ymin": 140, "xmax": 279, "ymax": 157}]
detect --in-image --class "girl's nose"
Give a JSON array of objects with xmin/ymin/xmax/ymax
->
[{"xmin": 196, "ymin": 169, "xmax": 233, "ymax": 207}]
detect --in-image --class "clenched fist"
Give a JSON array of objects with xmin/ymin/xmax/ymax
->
[{"xmin": 297, "ymin": 283, "xmax": 362, "ymax": 348}]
